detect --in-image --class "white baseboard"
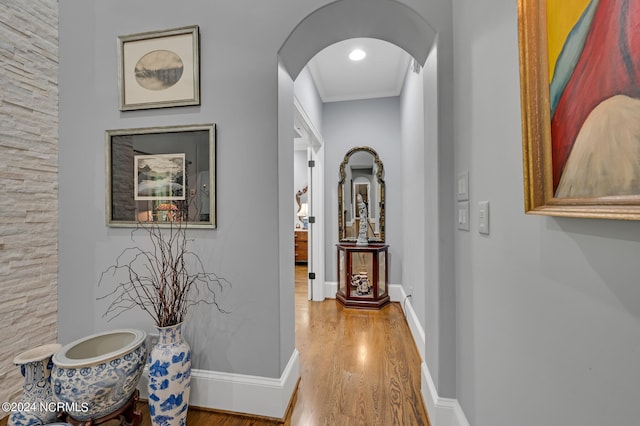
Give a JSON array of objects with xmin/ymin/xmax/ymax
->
[
  {"xmin": 138, "ymin": 349, "xmax": 299, "ymax": 420},
  {"xmin": 325, "ymin": 281, "xmax": 337, "ymax": 298},
  {"xmin": 422, "ymin": 362, "xmax": 470, "ymax": 426},
  {"xmin": 324, "ymin": 281, "xmax": 405, "ymax": 303},
  {"xmin": 396, "ymin": 285, "xmax": 470, "ymax": 426},
  {"xmin": 324, "ymin": 281, "xmax": 404, "ymax": 302},
  {"xmin": 395, "ymin": 285, "xmax": 426, "ymax": 362}
]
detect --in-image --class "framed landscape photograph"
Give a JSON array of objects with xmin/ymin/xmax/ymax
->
[
  {"xmin": 106, "ymin": 124, "xmax": 216, "ymax": 228},
  {"xmin": 134, "ymin": 153, "xmax": 185, "ymax": 201},
  {"xmin": 118, "ymin": 25, "xmax": 200, "ymax": 111},
  {"xmin": 518, "ymin": 0, "xmax": 640, "ymax": 220}
]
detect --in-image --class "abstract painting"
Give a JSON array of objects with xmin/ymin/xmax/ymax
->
[{"xmin": 518, "ymin": 0, "xmax": 640, "ymax": 219}]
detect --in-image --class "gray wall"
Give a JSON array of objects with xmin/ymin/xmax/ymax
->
[
  {"xmin": 49, "ymin": 0, "xmax": 640, "ymax": 423},
  {"xmin": 294, "ymin": 66, "xmax": 323, "ymax": 135},
  {"xmin": 323, "ymin": 97, "xmax": 403, "ymax": 284},
  {"xmin": 55, "ymin": 0, "xmax": 463, "ymax": 417},
  {"xmin": 57, "ymin": 0, "xmax": 453, "ymax": 387},
  {"xmin": 400, "ymin": 62, "xmax": 427, "ymax": 341},
  {"xmin": 453, "ymin": 0, "xmax": 640, "ymax": 424},
  {"xmin": 58, "ymin": 0, "xmax": 301, "ymax": 378}
]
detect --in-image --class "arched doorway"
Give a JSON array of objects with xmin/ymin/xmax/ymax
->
[
  {"xmin": 279, "ymin": 0, "xmax": 436, "ymax": 79},
  {"xmin": 276, "ymin": 0, "xmax": 457, "ymax": 419}
]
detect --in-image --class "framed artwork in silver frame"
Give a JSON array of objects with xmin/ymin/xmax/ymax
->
[
  {"xmin": 118, "ymin": 25, "xmax": 200, "ymax": 111},
  {"xmin": 106, "ymin": 123, "xmax": 216, "ymax": 228}
]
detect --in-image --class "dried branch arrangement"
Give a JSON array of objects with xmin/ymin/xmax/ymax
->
[{"xmin": 99, "ymin": 219, "xmax": 229, "ymax": 327}]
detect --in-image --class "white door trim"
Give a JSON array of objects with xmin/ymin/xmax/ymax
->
[{"xmin": 294, "ymin": 96, "xmax": 325, "ymax": 301}]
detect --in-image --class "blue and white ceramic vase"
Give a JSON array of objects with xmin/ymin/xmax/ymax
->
[
  {"xmin": 147, "ymin": 322, "xmax": 191, "ymax": 426},
  {"xmin": 8, "ymin": 343, "xmax": 62, "ymax": 426}
]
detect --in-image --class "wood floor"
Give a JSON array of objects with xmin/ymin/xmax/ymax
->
[
  {"xmin": 286, "ymin": 265, "xmax": 430, "ymax": 426},
  {"xmin": 1, "ymin": 265, "xmax": 430, "ymax": 426}
]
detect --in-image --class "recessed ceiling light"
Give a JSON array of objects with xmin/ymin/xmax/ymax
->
[{"xmin": 349, "ymin": 48, "xmax": 366, "ymax": 61}]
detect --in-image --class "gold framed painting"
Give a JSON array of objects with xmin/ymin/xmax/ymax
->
[
  {"xmin": 118, "ymin": 25, "xmax": 200, "ymax": 111},
  {"xmin": 518, "ymin": 0, "xmax": 640, "ymax": 220}
]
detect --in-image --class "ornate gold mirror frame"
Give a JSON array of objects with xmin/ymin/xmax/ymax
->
[{"xmin": 338, "ymin": 146, "xmax": 385, "ymax": 243}]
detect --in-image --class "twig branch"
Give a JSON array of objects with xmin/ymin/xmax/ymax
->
[{"xmin": 98, "ymin": 218, "xmax": 230, "ymax": 327}]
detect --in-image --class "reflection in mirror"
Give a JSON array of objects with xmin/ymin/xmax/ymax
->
[
  {"xmin": 338, "ymin": 146, "xmax": 385, "ymax": 243},
  {"xmin": 296, "ymin": 185, "xmax": 308, "ymax": 219},
  {"xmin": 106, "ymin": 124, "xmax": 216, "ymax": 228}
]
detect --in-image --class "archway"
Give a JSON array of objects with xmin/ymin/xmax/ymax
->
[
  {"xmin": 279, "ymin": 0, "xmax": 436, "ymax": 81},
  {"xmin": 276, "ymin": 0, "xmax": 457, "ymax": 418}
]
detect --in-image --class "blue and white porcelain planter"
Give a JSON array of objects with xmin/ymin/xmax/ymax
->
[
  {"xmin": 148, "ymin": 322, "xmax": 191, "ymax": 426},
  {"xmin": 8, "ymin": 343, "xmax": 61, "ymax": 426},
  {"xmin": 51, "ymin": 329, "xmax": 147, "ymax": 421}
]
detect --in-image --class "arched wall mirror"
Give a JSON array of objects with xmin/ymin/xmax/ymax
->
[{"xmin": 338, "ymin": 146, "xmax": 385, "ymax": 243}]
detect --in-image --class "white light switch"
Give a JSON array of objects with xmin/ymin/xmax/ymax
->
[
  {"xmin": 457, "ymin": 171, "xmax": 469, "ymax": 201},
  {"xmin": 478, "ymin": 201, "xmax": 489, "ymax": 235},
  {"xmin": 457, "ymin": 201, "xmax": 470, "ymax": 231}
]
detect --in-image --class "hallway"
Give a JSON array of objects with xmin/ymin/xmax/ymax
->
[{"xmin": 134, "ymin": 265, "xmax": 430, "ymax": 425}]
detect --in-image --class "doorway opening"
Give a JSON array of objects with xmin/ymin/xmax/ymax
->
[
  {"xmin": 278, "ymin": 0, "xmax": 454, "ymax": 420},
  {"xmin": 293, "ymin": 96, "xmax": 325, "ymax": 301}
]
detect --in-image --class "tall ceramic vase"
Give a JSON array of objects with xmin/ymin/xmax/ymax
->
[
  {"xmin": 147, "ymin": 323, "xmax": 191, "ymax": 426},
  {"xmin": 8, "ymin": 343, "xmax": 62, "ymax": 426}
]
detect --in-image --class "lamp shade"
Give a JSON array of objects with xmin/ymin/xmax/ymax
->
[{"xmin": 298, "ymin": 203, "xmax": 309, "ymax": 218}]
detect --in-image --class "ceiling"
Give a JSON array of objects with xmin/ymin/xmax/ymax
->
[{"xmin": 306, "ymin": 37, "xmax": 413, "ymax": 103}]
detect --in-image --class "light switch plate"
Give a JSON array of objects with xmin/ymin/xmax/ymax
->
[
  {"xmin": 478, "ymin": 201, "xmax": 489, "ymax": 235},
  {"xmin": 458, "ymin": 201, "xmax": 470, "ymax": 231},
  {"xmin": 457, "ymin": 171, "xmax": 469, "ymax": 201}
]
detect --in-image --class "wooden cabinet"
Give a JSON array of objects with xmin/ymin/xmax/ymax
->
[
  {"xmin": 336, "ymin": 243, "xmax": 390, "ymax": 309},
  {"xmin": 294, "ymin": 230, "xmax": 308, "ymax": 263}
]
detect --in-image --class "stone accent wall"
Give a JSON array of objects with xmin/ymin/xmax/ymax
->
[{"xmin": 0, "ymin": 0, "xmax": 59, "ymax": 413}]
